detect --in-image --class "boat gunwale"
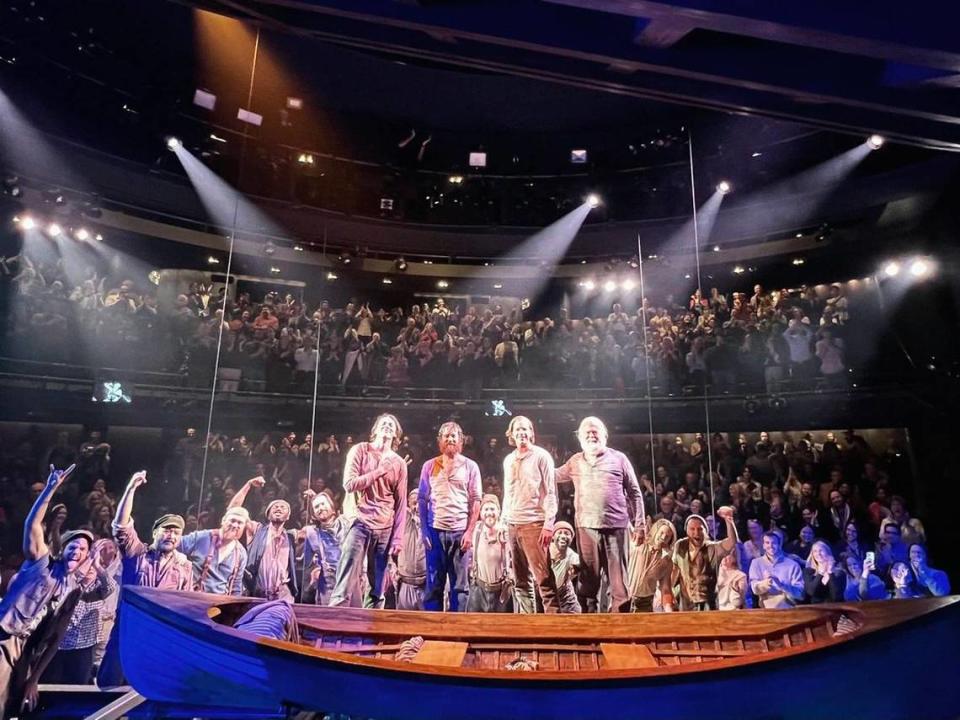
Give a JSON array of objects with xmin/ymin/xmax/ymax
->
[{"xmin": 123, "ymin": 588, "xmax": 959, "ymax": 684}]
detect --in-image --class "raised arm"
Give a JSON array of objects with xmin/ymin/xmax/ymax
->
[
  {"xmin": 115, "ymin": 470, "xmax": 148, "ymax": 527},
  {"xmin": 716, "ymin": 507, "xmax": 740, "ymax": 554},
  {"xmin": 229, "ymin": 475, "xmax": 266, "ymax": 532},
  {"xmin": 25, "ymin": 465, "xmax": 76, "ymax": 561}
]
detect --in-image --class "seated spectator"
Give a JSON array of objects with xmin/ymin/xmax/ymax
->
[
  {"xmin": 835, "ymin": 522, "xmax": 866, "ymax": 563},
  {"xmin": 907, "ymin": 544, "xmax": 950, "ymax": 598},
  {"xmin": 716, "ymin": 552, "xmax": 748, "ymax": 611},
  {"xmin": 890, "ymin": 562, "xmax": 923, "ymax": 600},
  {"xmin": 889, "ymin": 496, "xmax": 926, "ymax": 546},
  {"xmin": 875, "ymin": 519, "xmax": 909, "ymax": 579},
  {"xmin": 842, "ymin": 554, "xmax": 887, "ymax": 602},
  {"xmin": 802, "ymin": 541, "xmax": 846, "ymax": 604},
  {"xmin": 785, "ymin": 524, "xmax": 816, "ymax": 563},
  {"xmin": 748, "ymin": 532, "xmax": 804, "ymax": 609}
]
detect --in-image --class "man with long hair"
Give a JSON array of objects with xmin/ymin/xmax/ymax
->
[
  {"xmin": 501, "ymin": 416, "xmax": 559, "ymax": 613},
  {"xmin": 418, "ymin": 421, "xmax": 482, "ymax": 611},
  {"xmin": 331, "ymin": 414, "xmax": 409, "ymax": 608}
]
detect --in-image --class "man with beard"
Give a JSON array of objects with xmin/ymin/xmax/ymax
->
[
  {"xmin": 466, "ymin": 495, "xmax": 513, "ymax": 613},
  {"xmin": 397, "ymin": 489, "xmax": 428, "ymax": 610},
  {"xmin": 331, "ymin": 414, "xmax": 409, "ymax": 608},
  {"xmin": 501, "ymin": 416, "xmax": 559, "ymax": 613},
  {"xmin": 99, "ymin": 470, "xmax": 192, "ymax": 686},
  {"xmin": 418, "ymin": 421, "xmax": 482, "ymax": 612},
  {"xmin": 1, "ymin": 465, "xmax": 111, "ymax": 715},
  {"xmin": 179, "ymin": 505, "xmax": 249, "ymax": 596},
  {"xmin": 627, "ymin": 518, "xmax": 677, "ymax": 612},
  {"xmin": 548, "ymin": 522, "xmax": 582, "ymax": 613},
  {"xmin": 301, "ymin": 489, "xmax": 351, "ymax": 606},
  {"xmin": 555, "ymin": 416, "xmax": 644, "ymax": 613},
  {"xmin": 228, "ymin": 476, "xmax": 299, "ymax": 601},
  {"xmin": 749, "ymin": 532, "xmax": 804, "ymax": 609},
  {"xmin": 672, "ymin": 507, "xmax": 739, "ymax": 610}
]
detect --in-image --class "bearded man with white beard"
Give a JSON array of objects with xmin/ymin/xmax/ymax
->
[{"xmin": 555, "ymin": 416, "xmax": 644, "ymax": 613}]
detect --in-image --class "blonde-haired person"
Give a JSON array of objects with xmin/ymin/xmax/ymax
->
[
  {"xmin": 501, "ymin": 416, "xmax": 560, "ymax": 613},
  {"xmin": 802, "ymin": 540, "xmax": 846, "ymax": 604},
  {"xmin": 626, "ymin": 519, "xmax": 676, "ymax": 613}
]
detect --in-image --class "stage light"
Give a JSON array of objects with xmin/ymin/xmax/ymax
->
[
  {"xmin": 19, "ymin": 216, "xmax": 36, "ymax": 230},
  {"xmin": 586, "ymin": 194, "xmax": 601, "ymax": 209},
  {"xmin": 570, "ymin": 149, "xmax": 588, "ymax": 164},
  {"xmin": 583, "ymin": 280, "xmax": 596, "ymax": 291},
  {"xmin": 193, "ymin": 89, "xmax": 217, "ymax": 110},
  {"xmin": 166, "ymin": 137, "xmax": 182, "ymax": 151},
  {"xmin": 867, "ymin": 134, "xmax": 885, "ymax": 150},
  {"xmin": 883, "ymin": 261, "xmax": 900, "ymax": 277},
  {"xmin": 622, "ymin": 278, "xmax": 637, "ymax": 291},
  {"xmin": 395, "ymin": 257, "xmax": 408, "ymax": 272},
  {"xmin": 713, "ymin": 245, "xmax": 720, "ymax": 252},
  {"xmin": 382, "ymin": 278, "xmax": 393, "ymax": 285},
  {"xmin": 47, "ymin": 223, "xmax": 62, "ymax": 237},
  {"xmin": 286, "ymin": 97, "xmax": 303, "ymax": 110},
  {"xmin": 493, "ymin": 283, "xmax": 503, "ymax": 290},
  {"xmin": 237, "ymin": 108, "xmax": 263, "ymax": 127},
  {"xmin": 74, "ymin": 228, "xmax": 90, "ymax": 241},
  {"xmin": 733, "ymin": 265, "xmax": 745, "ymax": 274},
  {"xmin": 716, "ymin": 180, "xmax": 732, "ymax": 195},
  {"xmin": 293, "ymin": 244, "xmax": 304, "ymax": 252},
  {"xmin": 603, "ymin": 279, "xmax": 617, "ymax": 292},
  {"xmin": 269, "ymin": 266, "xmax": 281, "ymax": 274},
  {"xmin": 209, "ymin": 134, "xmax": 227, "ymax": 144},
  {"xmin": 95, "ymin": 233, "xmax": 103, "ymax": 241},
  {"xmin": 684, "ymin": 273, "xmax": 691, "ymax": 279},
  {"xmin": 448, "ymin": 175, "xmax": 463, "ymax": 184},
  {"xmin": 792, "ymin": 258, "xmax": 805, "ymax": 266},
  {"xmin": 909, "ymin": 258, "xmax": 931, "ymax": 278},
  {"xmin": 437, "ymin": 280, "xmax": 449, "ymax": 289},
  {"xmin": 207, "ymin": 256, "xmax": 220, "ymax": 265},
  {"xmin": 338, "ymin": 253, "xmax": 352, "ymax": 265},
  {"xmin": 326, "ymin": 272, "xmax": 337, "ymax": 281},
  {"xmin": 423, "ymin": 260, "xmax": 433, "ymax": 265},
  {"xmin": 297, "ymin": 153, "xmax": 315, "ymax": 165}
]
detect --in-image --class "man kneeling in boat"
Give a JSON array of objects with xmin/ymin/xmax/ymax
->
[
  {"xmin": 302, "ymin": 489, "xmax": 351, "ymax": 606},
  {"xmin": 228, "ymin": 477, "xmax": 299, "ymax": 601},
  {"xmin": 672, "ymin": 508, "xmax": 738, "ymax": 611},
  {"xmin": 626, "ymin": 518, "xmax": 677, "ymax": 612},
  {"xmin": 748, "ymin": 532, "xmax": 805, "ymax": 609},
  {"xmin": 466, "ymin": 494, "xmax": 513, "ymax": 612},
  {"xmin": 99, "ymin": 470, "xmax": 192, "ymax": 686},
  {"xmin": 549, "ymin": 522, "xmax": 582, "ymax": 613},
  {"xmin": 396, "ymin": 489, "xmax": 427, "ymax": 610},
  {"xmin": 179, "ymin": 506, "xmax": 249, "ymax": 596}
]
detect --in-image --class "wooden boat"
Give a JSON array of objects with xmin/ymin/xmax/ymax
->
[{"xmin": 120, "ymin": 587, "xmax": 960, "ymax": 720}]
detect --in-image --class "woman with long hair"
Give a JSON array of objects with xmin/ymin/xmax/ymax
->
[{"xmin": 803, "ymin": 540, "xmax": 846, "ymax": 603}]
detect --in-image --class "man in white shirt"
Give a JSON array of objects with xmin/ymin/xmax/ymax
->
[{"xmin": 501, "ymin": 416, "xmax": 559, "ymax": 613}]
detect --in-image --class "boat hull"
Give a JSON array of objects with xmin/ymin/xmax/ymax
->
[{"xmin": 120, "ymin": 588, "xmax": 960, "ymax": 720}]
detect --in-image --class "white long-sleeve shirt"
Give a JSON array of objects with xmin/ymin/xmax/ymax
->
[{"xmin": 501, "ymin": 445, "xmax": 557, "ymax": 530}]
